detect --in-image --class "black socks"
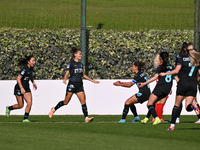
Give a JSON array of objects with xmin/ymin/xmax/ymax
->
[
  {"xmin": 8, "ymin": 106, "xmax": 14, "ymax": 111},
  {"xmin": 130, "ymin": 104, "xmax": 138, "ymax": 117},
  {"xmin": 171, "ymin": 106, "xmax": 180, "ymax": 124},
  {"xmin": 122, "ymin": 105, "xmax": 129, "ymax": 119},
  {"xmin": 82, "ymin": 104, "xmax": 88, "ymax": 118},
  {"xmin": 24, "ymin": 112, "xmax": 29, "ymax": 120},
  {"xmin": 55, "ymin": 101, "xmax": 64, "ymax": 111},
  {"xmin": 147, "ymin": 105, "xmax": 157, "ymax": 118}
]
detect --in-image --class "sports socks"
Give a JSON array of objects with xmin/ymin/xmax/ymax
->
[
  {"xmin": 82, "ymin": 104, "xmax": 88, "ymax": 118},
  {"xmin": 24, "ymin": 112, "xmax": 29, "ymax": 120},
  {"xmin": 54, "ymin": 101, "xmax": 64, "ymax": 111},
  {"xmin": 177, "ymin": 103, "xmax": 182, "ymax": 118},
  {"xmin": 130, "ymin": 104, "xmax": 138, "ymax": 117},
  {"xmin": 155, "ymin": 103, "xmax": 164, "ymax": 119},
  {"xmin": 122, "ymin": 104, "xmax": 129, "ymax": 119},
  {"xmin": 171, "ymin": 105, "xmax": 180, "ymax": 124},
  {"xmin": 147, "ymin": 105, "xmax": 157, "ymax": 118},
  {"xmin": 8, "ymin": 106, "xmax": 14, "ymax": 111}
]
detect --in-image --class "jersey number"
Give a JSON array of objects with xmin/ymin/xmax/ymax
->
[
  {"xmin": 165, "ymin": 71, "xmax": 172, "ymax": 83},
  {"xmin": 188, "ymin": 63, "xmax": 195, "ymax": 77}
]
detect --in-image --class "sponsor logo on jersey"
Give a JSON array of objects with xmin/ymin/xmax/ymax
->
[
  {"xmin": 74, "ymin": 68, "xmax": 83, "ymax": 73},
  {"xmin": 183, "ymin": 57, "xmax": 190, "ymax": 61},
  {"xmin": 167, "ymin": 66, "xmax": 173, "ymax": 69}
]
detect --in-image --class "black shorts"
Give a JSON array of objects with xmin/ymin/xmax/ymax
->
[
  {"xmin": 176, "ymin": 79, "xmax": 197, "ymax": 97},
  {"xmin": 152, "ymin": 85, "xmax": 171, "ymax": 99},
  {"xmin": 14, "ymin": 84, "xmax": 31, "ymax": 96},
  {"xmin": 135, "ymin": 92, "xmax": 150, "ymax": 104},
  {"xmin": 66, "ymin": 82, "xmax": 84, "ymax": 94}
]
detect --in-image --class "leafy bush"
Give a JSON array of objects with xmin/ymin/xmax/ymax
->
[{"xmin": 0, "ymin": 28, "xmax": 193, "ymax": 79}]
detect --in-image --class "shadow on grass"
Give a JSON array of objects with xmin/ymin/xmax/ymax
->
[{"xmin": 178, "ymin": 127, "xmax": 200, "ymax": 130}]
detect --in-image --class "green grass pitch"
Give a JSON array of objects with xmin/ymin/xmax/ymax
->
[
  {"xmin": 0, "ymin": 0, "xmax": 194, "ymax": 30},
  {"xmin": 0, "ymin": 115, "xmax": 199, "ymax": 150}
]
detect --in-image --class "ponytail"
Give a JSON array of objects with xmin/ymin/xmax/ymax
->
[
  {"xmin": 18, "ymin": 55, "xmax": 34, "ymax": 66},
  {"xmin": 180, "ymin": 42, "xmax": 188, "ymax": 56},
  {"xmin": 159, "ymin": 52, "xmax": 169, "ymax": 72}
]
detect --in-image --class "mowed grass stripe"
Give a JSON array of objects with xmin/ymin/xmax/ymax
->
[
  {"xmin": 0, "ymin": 0, "xmax": 194, "ymax": 30},
  {"xmin": 0, "ymin": 115, "xmax": 199, "ymax": 150}
]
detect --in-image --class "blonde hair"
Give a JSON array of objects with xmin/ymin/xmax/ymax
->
[
  {"xmin": 189, "ymin": 49, "xmax": 200, "ymax": 66},
  {"xmin": 154, "ymin": 54, "xmax": 162, "ymax": 68}
]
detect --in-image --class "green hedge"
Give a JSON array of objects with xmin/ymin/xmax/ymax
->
[{"xmin": 0, "ymin": 28, "xmax": 193, "ymax": 79}]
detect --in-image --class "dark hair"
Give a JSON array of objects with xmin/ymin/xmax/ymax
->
[
  {"xmin": 71, "ymin": 47, "xmax": 81, "ymax": 58},
  {"xmin": 160, "ymin": 52, "xmax": 169, "ymax": 72},
  {"xmin": 18, "ymin": 55, "xmax": 34, "ymax": 66},
  {"xmin": 134, "ymin": 61, "xmax": 145, "ymax": 71},
  {"xmin": 180, "ymin": 42, "xmax": 188, "ymax": 56},
  {"xmin": 187, "ymin": 42, "xmax": 194, "ymax": 50}
]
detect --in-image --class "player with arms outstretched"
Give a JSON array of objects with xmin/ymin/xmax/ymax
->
[
  {"xmin": 49, "ymin": 48, "xmax": 99, "ymax": 123},
  {"xmin": 113, "ymin": 61, "xmax": 151, "ymax": 123}
]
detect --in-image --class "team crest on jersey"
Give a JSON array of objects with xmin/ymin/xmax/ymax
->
[{"xmin": 21, "ymin": 70, "xmax": 25, "ymax": 75}]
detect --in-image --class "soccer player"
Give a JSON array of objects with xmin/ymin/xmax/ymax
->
[
  {"xmin": 6, "ymin": 55, "xmax": 37, "ymax": 122},
  {"xmin": 152, "ymin": 54, "xmax": 172, "ymax": 122},
  {"xmin": 139, "ymin": 52, "xmax": 177, "ymax": 125},
  {"xmin": 160, "ymin": 47, "xmax": 200, "ymax": 130},
  {"xmin": 49, "ymin": 47, "xmax": 99, "ymax": 123},
  {"xmin": 113, "ymin": 61, "xmax": 151, "ymax": 123},
  {"xmin": 167, "ymin": 43, "xmax": 200, "ymax": 125},
  {"xmin": 153, "ymin": 87, "xmax": 171, "ymax": 122}
]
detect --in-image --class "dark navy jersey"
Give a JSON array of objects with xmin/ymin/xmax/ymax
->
[
  {"xmin": 156, "ymin": 63, "xmax": 174, "ymax": 87},
  {"xmin": 66, "ymin": 60, "xmax": 84, "ymax": 83},
  {"xmin": 16, "ymin": 65, "xmax": 33, "ymax": 89},
  {"xmin": 132, "ymin": 71, "xmax": 150, "ymax": 93},
  {"xmin": 176, "ymin": 53, "xmax": 200, "ymax": 81}
]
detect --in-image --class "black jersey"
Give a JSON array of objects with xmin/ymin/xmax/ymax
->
[
  {"xmin": 15, "ymin": 65, "xmax": 33, "ymax": 89},
  {"xmin": 176, "ymin": 53, "xmax": 199, "ymax": 81},
  {"xmin": 132, "ymin": 71, "xmax": 150, "ymax": 93},
  {"xmin": 66, "ymin": 60, "xmax": 84, "ymax": 83},
  {"xmin": 156, "ymin": 63, "xmax": 174, "ymax": 87}
]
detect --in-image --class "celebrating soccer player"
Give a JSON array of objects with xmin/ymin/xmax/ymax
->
[
  {"xmin": 49, "ymin": 47, "xmax": 99, "ymax": 123},
  {"xmin": 160, "ymin": 45, "xmax": 200, "ymax": 130},
  {"xmin": 113, "ymin": 61, "xmax": 151, "ymax": 123},
  {"xmin": 6, "ymin": 55, "xmax": 37, "ymax": 122},
  {"xmin": 139, "ymin": 52, "xmax": 178, "ymax": 125}
]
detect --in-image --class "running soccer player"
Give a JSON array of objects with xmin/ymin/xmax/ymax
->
[
  {"xmin": 160, "ymin": 47, "xmax": 200, "ymax": 130},
  {"xmin": 113, "ymin": 61, "xmax": 151, "ymax": 123},
  {"xmin": 139, "ymin": 52, "xmax": 178, "ymax": 125},
  {"xmin": 6, "ymin": 55, "xmax": 37, "ymax": 122},
  {"xmin": 49, "ymin": 47, "xmax": 99, "ymax": 123}
]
